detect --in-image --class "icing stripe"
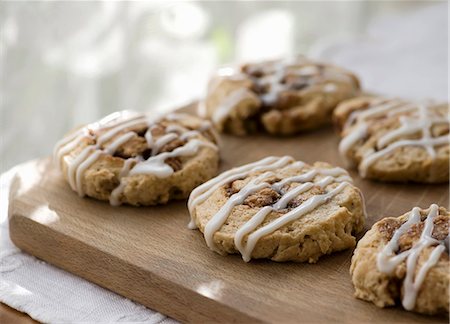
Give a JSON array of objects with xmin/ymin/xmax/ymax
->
[
  {"xmin": 240, "ymin": 181, "xmax": 350, "ymax": 261},
  {"xmin": 151, "ymin": 133, "xmax": 179, "ymax": 156},
  {"xmin": 359, "ymin": 136, "xmax": 448, "ymax": 177},
  {"xmin": 129, "ymin": 139, "xmax": 217, "ymax": 178},
  {"xmin": 377, "ymin": 204, "xmax": 446, "ymax": 310},
  {"xmin": 54, "ymin": 130, "xmax": 91, "ymax": 169},
  {"xmin": 54, "ymin": 111, "xmax": 217, "ymax": 205},
  {"xmin": 204, "ymin": 172, "xmax": 274, "ymax": 251},
  {"xmin": 187, "ymin": 156, "xmax": 294, "ymax": 225},
  {"xmin": 209, "ymin": 57, "xmax": 357, "ymax": 123},
  {"xmin": 188, "ymin": 156, "xmax": 361, "ymax": 262},
  {"xmin": 109, "ymin": 157, "xmax": 140, "ymax": 206},
  {"xmin": 212, "ymin": 88, "xmax": 253, "ymax": 124},
  {"xmin": 339, "ymin": 99, "xmax": 449, "ymax": 178}
]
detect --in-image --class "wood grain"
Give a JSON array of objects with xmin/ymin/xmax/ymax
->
[
  {"xmin": 8, "ymin": 109, "xmax": 449, "ymax": 323},
  {"xmin": 0, "ymin": 303, "xmax": 38, "ymax": 324}
]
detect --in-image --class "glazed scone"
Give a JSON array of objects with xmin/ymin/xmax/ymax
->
[
  {"xmin": 201, "ymin": 56, "xmax": 360, "ymax": 135},
  {"xmin": 333, "ymin": 96, "xmax": 449, "ymax": 183},
  {"xmin": 350, "ymin": 205, "xmax": 449, "ymax": 315},
  {"xmin": 54, "ymin": 111, "xmax": 220, "ymax": 206},
  {"xmin": 188, "ymin": 156, "xmax": 365, "ymax": 262}
]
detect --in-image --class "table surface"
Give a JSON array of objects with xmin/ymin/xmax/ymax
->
[
  {"xmin": 8, "ymin": 120, "xmax": 448, "ymax": 323},
  {"xmin": 0, "ymin": 303, "xmax": 37, "ymax": 324}
]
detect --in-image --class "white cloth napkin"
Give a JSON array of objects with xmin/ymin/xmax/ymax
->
[{"xmin": 0, "ymin": 167, "xmax": 177, "ymax": 323}]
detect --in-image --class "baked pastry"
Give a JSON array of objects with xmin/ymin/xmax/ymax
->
[
  {"xmin": 54, "ymin": 111, "xmax": 219, "ymax": 206},
  {"xmin": 334, "ymin": 97, "xmax": 449, "ymax": 183},
  {"xmin": 200, "ymin": 56, "xmax": 360, "ymax": 135},
  {"xmin": 188, "ymin": 156, "xmax": 365, "ymax": 262},
  {"xmin": 350, "ymin": 204, "xmax": 449, "ymax": 315}
]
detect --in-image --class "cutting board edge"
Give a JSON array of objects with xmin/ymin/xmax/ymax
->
[{"xmin": 8, "ymin": 205, "xmax": 263, "ymax": 324}]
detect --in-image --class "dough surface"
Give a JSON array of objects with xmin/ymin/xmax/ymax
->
[
  {"xmin": 202, "ymin": 56, "xmax": 360, "ymax": 135},
  {"xmin": 54, "ymin": 111, "xmax": 220, "ymax": 206},
  {"xmin": 350, "ymin": 205, "xmax": 449, "ymax": 315},
  {"xmin": 189, "ymin": 156, "xmax": 365, "ymax": 262},
  {"xmin": 334, "ymin": 97, "xmax": 449, "ymax": 183}
]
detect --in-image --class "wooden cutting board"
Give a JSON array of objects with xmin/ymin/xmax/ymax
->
[{"xmin": 8, "ymin": 107, "xmax": 449, "ymax": 323}]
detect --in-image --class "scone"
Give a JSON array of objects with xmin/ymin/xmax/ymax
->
[
  {"xmin": 188, "ymin": 156, "xmax": 365, "ymax": 262},
  {"xmin": 201, "ymin": 56, "xmax": 360, "ymax": 135},
  {"xmin": 54, "ymin": 111, "xmax": 220, "ymax": 206},
  {"xmin": 350, "ymin": 204, "xmax": 449, "ymax": 315},
  {"xmin": 333, "ymin": 96, "xmax": 449, "ymax": 183}
]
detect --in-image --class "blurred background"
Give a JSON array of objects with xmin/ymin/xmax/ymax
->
[{"xmin": 0, "ymin": 1, "xmax": 448, "ymax": 172}]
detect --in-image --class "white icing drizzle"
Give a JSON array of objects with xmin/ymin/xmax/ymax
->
[
  {"xmin": 109, "ymin": 157, "xmax": 140, "ymax": 206},
  {"xmin": 54, "ymin": 111, "xmax": 217, "ymax": 205},
  {"xmin": 297, "ymin": 65, "xmax": 320, "ymax": 76},
  {"xmin": 376, "ymin": 204, "xmax": 446, "ymax": 310},
  {"xmin": 166, "ymin": 124, "xmax": 188, "ymax": 134},
  {"xmin": 212, "ymin": 88, "xmax": 252, "ymax": 124},
  {"xmin": 323, "ymin": 83, "xmax": 337, "ymax": 93},
  {"xmin": 53, "ymin": 129, "xmax": 92, "ymax": 169},
  {"xmin": 197, "ymin": 101, "xmax": 207, "ymax": 118},
  {"xmin": 129, "ymin": 139, "xmax": 217, "ymax": 177},
  {"xmin": 237, "ymin": 181, "xmax": 350, "ymax": 262},
  {"xmin": 67, "ymin": 146, "xmax": 94, "ymax": 192},
  {"xmin": 96, "ymin": 116, "xmax": 147, "ymax": 145},
  {"xmin": 188, "ymin": 156, "xmax": 295, "ymax": 227},
  {"xmin": 207, "ymin": 67, "xmax": 248, "ymax": 96},
  {"xmin": 104, "ymin": 132, "xmax": 136, "ymax": 154},
  {"xmin": 151, "ymin": 133, "xmax": 179, "ymax": 156},
  {"xmin": 204, "ymin": 171, "xmax": 274, "ymax": 252},
  {"xmin": 338, "ymin": 99, "xmax": 449, "ymax": 176},
  {"xmin": 188, "ymin": 156, "xmax": 360, "ymax": 262},
  {"xmin": 53, "ymin": 112, "xmax": 145, "ymax": 169},
  {"xmin": 210, "ymin": 57, "xmax": 355, "ymax": 123},
  {"xmin": 257, "ymin": 62, "xmax": 287, "ymax": 105}
]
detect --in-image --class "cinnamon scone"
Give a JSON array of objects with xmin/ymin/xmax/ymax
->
[
  {"xmin": 333, "ymin": 96, "xmax": 449, "ymax": 183},
  {"xmin": 54, "ymin": 111, "xmax": 220, "ymax": 206},
  {"xmin": 188, "ymin": 156, "xmax": 365, "ymax": 262},
  {"xmin": 350, "ymin": 204, "xmax": 449, "ymax": 315},
  {"xmin": 200, "ymin": 56, "xmax": 360, "ymax": 135}
]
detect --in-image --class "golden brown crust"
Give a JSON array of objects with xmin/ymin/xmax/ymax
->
[
  {"xmin": 55, "ymin": 112, "xmax": 220, "ymax": 206},
  {"xmin": 203, "ymin": 56, "xmax": 360, "ymax": 136},
  {"xmin": 350, "ymin": 206, "xmax": 450, "ymax": 315},
  {"xmin": 333, "ymin": 96, "xmax": 449, "ymax": 183},
  {"xmin": 191, "ymin": 159, "xmax": 365, "ymax": 262}
]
